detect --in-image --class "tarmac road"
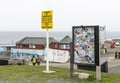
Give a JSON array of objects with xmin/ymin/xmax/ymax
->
[{"xmin": 108, "ymin": 59, "xmax": 120, "ymax": 74}]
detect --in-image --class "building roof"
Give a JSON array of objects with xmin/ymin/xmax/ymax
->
[
  {"xmin": 16, "ymin": 37, "xmax": 58, "ymax": 46},
  {"xmin": 59, "ymin": 35, "xmax": 72, "ymax": 43}
]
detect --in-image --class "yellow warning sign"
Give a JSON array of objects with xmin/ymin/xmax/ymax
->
[{"xmin": 41, "ymin": 10, "xmax": 53, "ymax": 29}]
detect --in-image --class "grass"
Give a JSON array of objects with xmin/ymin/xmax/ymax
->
[{"xmin": 0, "ymin": 65, "xmax": 120, "ymax": 83}]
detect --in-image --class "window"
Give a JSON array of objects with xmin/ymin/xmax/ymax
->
[
  {"xmin": 29, "ymin": 44, "xmax": 36, "ymax": 48},
  {"xmin": 60, "ymin": 44, "xmax": 66, "ymax": 49},
  {"xmin": 55, "ymin": 44, "xmax": 58, "ymax": 48},
  {"xmin": 67, "ymin": 44, "xmax": 70, "ymax": 49},
  {"xmin": 63, "ymin": 45, "xmax": 66, "ymax": 49},
  {"xmin": 20, "ymin": 45, "xmax": 22, "ymax": 48}
]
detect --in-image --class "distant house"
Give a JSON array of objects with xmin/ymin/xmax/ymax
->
[
  {"xmin": 16, "ymin": 35, "xmax": 72, "ymax": 51},
  {"xmin": 59, "ymin": 35, "xmax": 72, "ymax": 51},
  {"xmin": 16, "ymin": 37, "xmax": 58, "ymax": 50}
]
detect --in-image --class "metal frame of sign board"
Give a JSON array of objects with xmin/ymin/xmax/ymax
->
[{"xmin": 72, "ymin": 25, "xmax": 100, "ymax": 66}]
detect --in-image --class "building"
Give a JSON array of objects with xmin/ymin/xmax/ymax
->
[
  {"xmin": 16, "ymin": 37, "xmax": 58, "ymax": 50},
  {"xmin": 16, "ymin": 36, "xmax": 72, "ymax": 51},
  {"xmin": 59, "ymin": 35, "xmax": 72, "ymax": 51}
]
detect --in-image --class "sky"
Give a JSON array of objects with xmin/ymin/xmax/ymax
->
[{"xmin": 0, "ymin": 0, "xmax": 120, "ymax": 32}]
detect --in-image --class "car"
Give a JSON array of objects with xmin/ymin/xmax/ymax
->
[{"xmin": 115, "ymin": 42, "xmax": 120, "ymax": 46}]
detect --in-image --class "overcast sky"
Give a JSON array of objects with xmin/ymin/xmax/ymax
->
[{"xmin": 0, "ymin": 0, "xmax": 120, "ymax": 32}]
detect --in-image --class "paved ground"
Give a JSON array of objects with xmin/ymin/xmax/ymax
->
[
  {"xmin": 107, "ymin": 59, "xmax": 120, "ymax": 74},
  {"xmin": 102, "ymin": 46, "xmax": 120, "ymax": 74},
  {"xmin": 40, "ymin": 62, "xmax": 77, "ymax": 69}
]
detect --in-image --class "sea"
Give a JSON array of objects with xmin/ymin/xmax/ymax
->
[{"xmin": 0, "ymin": 31, "xmax": 120, "ymax": 45}]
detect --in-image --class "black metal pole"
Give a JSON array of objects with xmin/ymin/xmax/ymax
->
[
  {"xmin": 70, "ymin": 42, "xmax": 74, "ymax": 77},
  {"xmin": 115, "ymin": 51, "xmax": 117, "ymax": 59},
  {"xmin": 119, "ymin": 52, "xmax": 120, "ymax": 59}
]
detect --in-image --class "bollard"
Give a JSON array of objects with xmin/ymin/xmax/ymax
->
[
  {"xmin": 119, "ymin": 52, "xmax": 120, "ymax": 59},
  {"xmin": 23, "ymin": 59, "xmax": 25, "ymax": 65},
  {"xmin": 115, "ymin": 51, "xmax": 118, "ymax": 59}
]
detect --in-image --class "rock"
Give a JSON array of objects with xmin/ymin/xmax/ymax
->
[{"xmin": 78, "ymin": 73, "xmax": 90, "ymax": 79}]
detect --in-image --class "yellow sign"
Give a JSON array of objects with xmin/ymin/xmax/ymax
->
[{"xmin": 41, "ymin": 10, "xmax": 53, "ymax": 29}]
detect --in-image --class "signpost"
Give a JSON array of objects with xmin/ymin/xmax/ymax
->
[
  {"xmin": 41, "ymin": 10, "xmax": 55, "ymax": 73},
  {"xmin": 41, "ymin": 10, "xmax": 53, "ymax": 29}
]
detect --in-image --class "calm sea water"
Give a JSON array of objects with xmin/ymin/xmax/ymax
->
[{"xmin": 0, "ymin": 31, "xmax": 119, "ymax": 44}]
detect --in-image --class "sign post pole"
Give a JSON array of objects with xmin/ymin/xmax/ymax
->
[
  {"xmin": 96, "ymin": 66, "xmax": 101, "ymax": 82},
  {"xmin": 46, "ymin": 29, "xmax": 49, "ymax": 72},
  {"xmin": 95, "ymin": 26, "xmax": 101, "ymax": 82},
  {"xmin": 70, "ymin": 42, "xmax": 74, "ymax": 76},
  {"xmin": 42, "ymin": 10, "xmax": 55, "ymax": 73}
]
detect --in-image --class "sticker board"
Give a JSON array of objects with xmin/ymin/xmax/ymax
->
[{"xmin": 72, "ymin": 26, "xmax": 99, "ymax": 66}]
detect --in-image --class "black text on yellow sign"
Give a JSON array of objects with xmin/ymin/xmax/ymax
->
[{"xmin": 41, "ymin": 10, "xmax": 53, "ymax": 29}]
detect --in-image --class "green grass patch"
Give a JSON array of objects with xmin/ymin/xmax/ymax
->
[{"xmin": 0, "ymin": 65, "xmax": 120, "ymax": 83}]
